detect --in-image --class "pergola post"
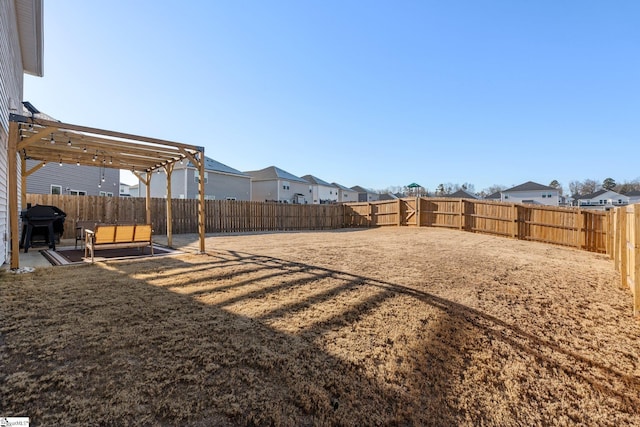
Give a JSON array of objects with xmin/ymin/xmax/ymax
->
[
  {"xmin": 197, "ymin": 150, "xmax": 206, "ymax": 254},
  {"xmin": 20, "ymin": 157, "xmax": 26, "ymax": 209},
  {"xmin": 180, "ymin": 148, "xmax": 207, "ymax": 254},
  {"xmin": 164, "ymin": 163, "xmax": 175, "ymax": 247},
  {"xmin": 8, "ymin": 122, "xmax": 20, "ymax": 269},
  {"xmin": 144, "ymin": 173, "xmax": 152, "ymax": 225}
]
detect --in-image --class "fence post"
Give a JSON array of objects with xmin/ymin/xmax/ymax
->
[
  {"xmin": 632, "ymin": 205, "xmax": 640, "ymax": 315},
  {"xmin": 613, "ymin": 208, "xmax": 620, "ymax": 271},
  {"xmin": 575, "ymin": 210, "xmax": 584, "ymax": 250},
  {"xmin": 511, "ymin": 204, "xmax": 518, "ymax": 239},
  {"xmin": 416, "ymin": 197, "xmax": 421, "ymax": 227},
  {"xmin": 368, "ymin": 203, "xmax": 373, "ymax": 227},
  {"xmin": 397, "ymin": 198, "xmax": 402, "ymax": 226},
  {"xmin": 620, "ymin": 207, "xmax": 628, "ymax": 290},
  {"xmin": 607, "ymin": 210, "xmax": 613, "ymax": 257},
  {"xmin": 459, "ymin": 199, "xmax": 464, "ymax": 230}
]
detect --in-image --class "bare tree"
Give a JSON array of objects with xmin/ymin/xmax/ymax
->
[
  {"xmin": 568, "ymin": 180, "xmax": 582, "ymax": 197},
  {"xmin": 581, "ymin": 179, "xmax": 599, "ymax": 194},
  {"xmin": 615, "ymin": 180, "xmax": 640, "ymax": 194},
  {"xmin": 483, "ymin": 184, "xmax": 506, "ymax": 196}
]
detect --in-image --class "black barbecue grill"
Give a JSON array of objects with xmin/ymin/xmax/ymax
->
[{"xmin": 20, "ymin": 204, "xmax": 67, "ymax": 252}]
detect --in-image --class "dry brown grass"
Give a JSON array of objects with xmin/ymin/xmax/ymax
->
[{"xmin": 1, "ymin": 227, "xmax": 640, "ymax": 426}]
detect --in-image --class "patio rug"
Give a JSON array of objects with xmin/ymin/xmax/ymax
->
[{"xmin": 41, "ymin": 245, "xmax": 176, "ymax": 266}]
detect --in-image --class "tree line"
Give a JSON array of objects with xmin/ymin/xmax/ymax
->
[{"xmin": 378, "ymin": 178, "xmax": 640, "ymax": 199}]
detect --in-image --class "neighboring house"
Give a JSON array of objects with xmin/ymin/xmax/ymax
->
[
  {"xmin": 559, "ymin": 195, "xmax": 572, "ymax": 207},
  {"xmin": 378, "ymin": 193, "xmax": 399, "ymax": 201},
  {"xmin": 575, "ymin": 189, "xmax": 629, "ymax": 210},
  {"xmin": 351, "ymin": 185, "xmax": 380, "ymax": 202},
  {"xmin": 119, "ymin": 182, "xmax": 130, "ymax": 196},
  {"xmin": 484, "ymin": 191, "xmax": 501, "ymax": 201},
  {"xmin": 129, "ymin": 184, "xmax": 139, "ymax": 197},
  {"xmin": 245, "ymin": 166, "xmax": 309, "ymax": 204},
  {"xmin": 0, "ymin": 0, "xmax": 44, "ymax": 266},
  {"xmin": 445, "ymin": 189, "xmax": 478, "ymax": 199},
  {"xmin": 625, "ymin": 190, "xmax": 640, "ymax": 205},
  {"xmin": 139, "ymin": 156, "xmax": 251, "ymax": 200},
  {"xmin": 26, "ymin": 160, "xmax": 120, "ymax": 196},
  {"xmin": 332, "ymin": 182, "xmax": 358, "ymax": 203},
  {"xmin": 500, "ymin": 181, "xmax": 559, "ymax": 206},
  {"xmin": 301, "ymin": 175, "xmax": 338, "ymax": 204}
]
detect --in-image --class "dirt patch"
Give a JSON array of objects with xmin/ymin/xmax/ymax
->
[{"xmin": 1, "ymin": 227, "xmax": 639, "ymax": 425}]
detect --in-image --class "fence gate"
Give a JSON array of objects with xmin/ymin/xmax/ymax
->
[{"xmin": 399, "ymin": 198, "xmax": 418, "ymax": 226}]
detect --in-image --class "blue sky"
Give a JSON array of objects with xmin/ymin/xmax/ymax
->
[{"xmin": 24, "ymin": 1, "xmax": 640, "ymax": 193}]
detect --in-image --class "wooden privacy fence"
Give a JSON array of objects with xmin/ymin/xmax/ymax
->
[
  {"xmin": 611, "ymin": 205, "xmax": 640, "ymax": 315},
  {"xmin": 25, "ymin": 194, "xmax": 344, "ymax": 239},
  {"xmin": 344, "ymin": 198, "xmax": 609, "ymax": 253},
  {"xmin": 26, "ymin": 194, "xmax": 608, "ymax": 254}
]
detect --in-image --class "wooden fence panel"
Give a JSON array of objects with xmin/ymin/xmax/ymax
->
[
  {"xmin": 466, "ymin": 200, "xmax": 513, "ymax": 237},
  {"xmin": 25, "ymin": 195, "xmax": 346, "ymax": 239},
  {"xmin": 25, "ymin": 194, "xmax": 610, "ymax": 256},
  {"xmin": 618, "ymin": 205, "xmax": 640, "ymax": 314}
]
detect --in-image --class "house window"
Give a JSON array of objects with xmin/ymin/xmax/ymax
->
[
  {"xmin": 599, "ymin": 200, "xmax": 604, "ymax": 204},
  {"xmin": 542, "ymin": 194, "xmax": 547, "ymax": 198},
  {"xmin": 51, "ymin": 185, "xmax": 62, "ymax": 195},
  {"xmin": 194, "ymin": 170, "xmax": 208, "ymax": 184},
  {"xmin": 548, "ymin": 193, "xmax": 553, "ymax": 198},
  {"xmin": 99, "ymin": 191, "xmax": 107, "ymax": 196},
  {"xmin": 504, "ymin": 195, "xmax": 509, "ymax": 199},
  {"xmin": 69, "ymin": 190, "xmax": 86, "ymax": 196},
  {"xmin": 106, "ymin": 192, "xmax": 113, "ymax": 197}
]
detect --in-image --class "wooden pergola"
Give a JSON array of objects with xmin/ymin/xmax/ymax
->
[{"xmin": 7, "ymin": 113, "xmax": 207, "ymax": 269}]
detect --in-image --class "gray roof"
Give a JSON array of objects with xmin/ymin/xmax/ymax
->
[
  {"xmin": 244, "ymin": 166, "xmax": 308, "ymax": 183},
  {"xmin": 485, "ymin": 191, "xmax": 502, "ymax": 200},
  {"xmin": 378, "ymin": 193, "xmax": 398, "ymax": 201},
  {"xmin": 332, "ymin": 182, "xmax": 356, "ymax": 192},
  {"xmin": 445, "ymin": 189, "xmax": 478, "ymax": 199},
  {"xmin": 624, "ymin": 190, "xmax": 640, "ymax": 196},
  {"xmin": 504, "ymin": 181, "xmax": 555, "ymax": 192},
  {"xmin": 301, "ymin": 175, "xmax": 335, "ymax": 187},
  {"xmin": 187, "ymin": 156, "xmax": 248, "ymax": 177},
  {"xmin": 575, "ymin": 189, "xmax": 626, "ymax": 200},
  {"xmin": 351, "ymin": 185, "xmax": 376, "ymax": 194}
]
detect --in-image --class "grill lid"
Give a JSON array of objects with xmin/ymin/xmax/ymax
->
[{"xmin": 21, "ymin": 204, "xmax": 67, "ymax": 220}]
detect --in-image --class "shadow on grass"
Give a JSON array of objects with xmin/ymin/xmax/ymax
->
[{"xmin": 1, "ymin": 249, "xmax": 639, "ymax": 425}]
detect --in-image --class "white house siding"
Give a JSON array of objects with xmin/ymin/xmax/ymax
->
[
  {"xmin": 184, "ymin": 168, "xmax": 251, "ymax": 200},
  {"xmin": 290, "ymin": 180, "xmax": 311, "ymax": 204},
  {"xmin": 340, "ymin": 190, "xmax": 357, "ymax": 203},
  {"xmin": 26, "ymin": 160, "xmax": 120, "ymax": 196},
  {"xmin": 251, "ymin": 180, "xmax": 279, "ymax": 202},
  {"xmin": 578, "ymin": 191, "xmax": 629, "ymax": 208},
  {"xmin": 141, "ymin": 168, "xmax": 251, "ymax": 201},
  {"xmin": 0, "ymin": 1, "xmax": 25, "ymax": 266},
  {"xmin": 251, "ymin": 179, "xmax": 310, "ymax": 203},
  {"xmin": 312, "ymin": 184, "xmax": 338, "ymax": 204},
  {"xmin": 501, "ymin": 190, "xmax": 559, "ymax": 206},
  {"xmin": 335, "ymin": 187, "xmax": 358, "ymax": 203}
]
